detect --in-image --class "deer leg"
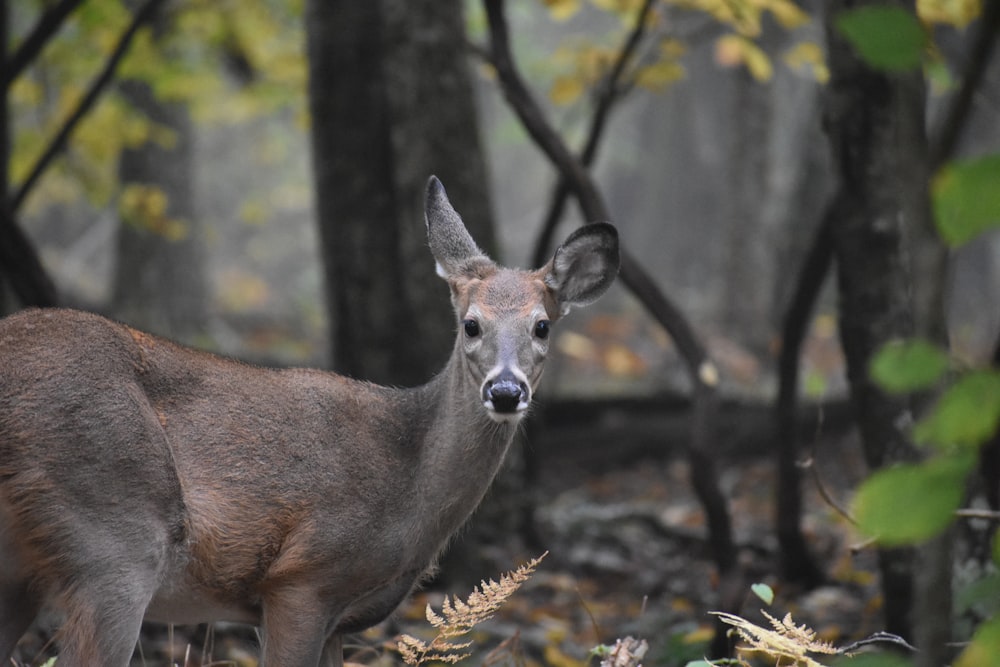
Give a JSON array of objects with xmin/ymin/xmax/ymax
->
[
  {"xmin": 0, "ymin": 579, "xmax": 38, "ymax": 663},
  {"xmin": 54, "ymin": 573, "xmax": 154, "ymax": 667},
  {"xmin": 320, "ymin": 633, "xmax": 344, "ymax": 667},
  {"xmin": 260, "ymin": 585, "xmax": 331, "ymax": 667}
]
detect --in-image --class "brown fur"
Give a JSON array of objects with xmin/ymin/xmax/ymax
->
[{"xmin": 0, "ymin": 177, "xmax": 618, "ymax": 667}]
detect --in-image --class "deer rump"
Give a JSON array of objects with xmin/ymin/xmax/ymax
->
[{"xmin": 0, "ymin": 176, "xmax": 619, "ymax": 667}]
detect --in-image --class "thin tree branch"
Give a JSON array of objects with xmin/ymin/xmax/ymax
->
[
  {"xmin": 928, "ymin": 0, "xmax": 1000, "ymax": 169},
  {"xmin": 10, "ymin": 0, "xmax": 166, "ymax": 213},
  {"xmin": 483, "ymin": 7, "xmax": 738, "ymax": 657},
  {"xmin": 531, "ymin": 0, "xmax": 656, "ymax": 268},
  {"xmin": 483, "ymin": 0, "xmax": 711, "ymax": 380},
  {"xmin": 484, "ymin": 0, "xmax": 606, "ymax": 219},
  {"xmin": 3, "ymin": 0, "xmax": 84, "ymax": 90},
  {"xmin": 773, "ymin": 196, "xmax": 837, "ymax": 586}
]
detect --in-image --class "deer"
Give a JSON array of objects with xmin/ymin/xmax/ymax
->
[{"xmin": 0, "ymin": 176, "xmax": 619, "ymax": 667}]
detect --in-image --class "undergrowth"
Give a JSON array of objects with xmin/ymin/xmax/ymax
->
[{"xmin": 395, "ymin": 553, "xmax": 547, "ymax": 665}]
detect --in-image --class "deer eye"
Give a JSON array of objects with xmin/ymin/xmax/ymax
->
[
  {"xmin": 533, "ymin": 320, "xmax": 550, "ymax": 340},
  {"xmin": 463, "ymin": 319, "xmax": 481, "ymax": 338}
]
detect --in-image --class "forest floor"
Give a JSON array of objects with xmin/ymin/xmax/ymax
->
[{"xmin": 353, "ymin": 427, "xmax": 885, "ymax": 667}]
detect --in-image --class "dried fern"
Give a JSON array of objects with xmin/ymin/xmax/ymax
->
[
  {"xmin": 396, "ymin": 553, "xmax": 546, "ymax": 666},
  {"xmin": 711, "ymin": 610, "xmax": 838, "ymax": 667}
]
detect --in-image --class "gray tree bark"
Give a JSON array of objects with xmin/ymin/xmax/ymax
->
[
  {"xmin": 822, "ymin": 0, "xmax": 949, "ymax": 658},
  {"xmin": 113, "ymin": 77, "xmax": 205, "ymax": 342},
  {"xmin": 305, "ymin": 0, "xmax": 495, "ymax": 387},
  {"xmin": 112, "ymin": 3, "xmax": 204, "ymax": 342}
]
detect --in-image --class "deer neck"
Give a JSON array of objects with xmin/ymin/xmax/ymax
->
[{"xmin": 404, "ymin": 352, "xmax": 519, "ymax": 543}]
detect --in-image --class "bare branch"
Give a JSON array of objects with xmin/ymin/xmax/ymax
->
[
  {"xmin": 483, "ymin": 8, "xmax": 738, "ymax": 646},
  {"xmin": 482, "ymin": 0, "xmax": 712, "ymax": 381},
  {"xmin": 929, "ymin": 0, "xmax": 1000, "ymax": 169},
  {"xmin": 531, "ymin": 0, "xmax": 656, "ymax": 268},
  {"xmin": 11, "ymin": 0, "xmax": 167, "ymax": 213},
  {"xmin": 3, "ymin": 0, "xmax": 84, "ymax": 90}
]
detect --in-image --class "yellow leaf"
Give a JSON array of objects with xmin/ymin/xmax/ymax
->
[
  {"xmin": 577, "ymin": 45, "xmax": 616, "ymax": 81},
  {"xmin": 591, "ymin": 0, "xmax": 644, "ymax": 13},
  {"xmin": 635, "ymin": 60, "xmax": 685, "ymax": 89},
  {"xmin": 556, "ymin": 330, "xmax": 599, "ymax": 361},
  {"xmin": 783, "ymin": 41, "xmax": 829, "ymax": 84},
  {"xmin": 683, "ymin": 624, "xmax": 716, "ymax": 644},
  {"xmin": 10, "ymin": 77, "xmax": 43, "ymax": 106},
  {"xmin": 744, "ymin": 45, "xmax": 773, "ymax": 81},
  {"xmin": 715, "ymin": 34, "xmax": 773, "ymax": 81},
  {"xmin": 118, "ymin": 184, "xmax": 189, "ymax": 241},
  {"xmin": 549, "ymin": 75, "xmax": 585, "ymax": 105},
  {"xmin": 918, "ymin": 0, "xmax": 981, "ymax": 28},
  {"xmin": 659, "ymin": 37, "xmax": 687, "ymax": 59},
  {"xmin": 604, "ymin": 343, "xmax": 647, "ymax": 376},
  {"xmin": 764, "ymin": 0, "xmax": 811, "ymax": 29},
  {"xmin": 715, "ymin": 33, "xmax": 745, "ymax": 67},
  {"xmin": 542, "ymin": 644, "xmax": 586, "ymax": 667},
  {"xmin": 543, "ymin": 0, "xmax": 582, "ymax": 21}
]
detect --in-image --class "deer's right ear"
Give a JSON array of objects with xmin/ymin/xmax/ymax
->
[{"xmin": 425, "ymin": 176, "xmax": 489, "ymax": 281}]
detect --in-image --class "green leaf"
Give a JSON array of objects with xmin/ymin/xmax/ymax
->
[
  {"xmin": 750, "ymin": 582, "xmax": 774, "ymax": 605},
  {"xmin": 853, "ymin": 456, "xmax": 973, "ymax": 546},
  {"xmin": 914, "ymin": 371, "xmax": 1000, "ymax": 450},
  {"xmin": 870, "ymin": 339, "xmax": 949, "ymax": 394},
  {"xmin": 933, "ymin": 154, "xmax": 1000, "ymax": 247},
  {"xmin": 955, "ymin": 614, "xmax": 1000, "ymax": 667},
  {"xmin": 836, "ymin": 6, "xmax": 926, "ymax": 71}
]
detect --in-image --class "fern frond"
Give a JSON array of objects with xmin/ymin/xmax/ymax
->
[
  {"xmin": 762, "ymin": 611, "xmax": 837, "ymax": 655},
  {"xmin": 396, "ymin": 553, "xmax": 546, "ymax": 666},
  {"xmin": 426, "ymin": 603, "xmax": 446, "ymax": 628},
  {"xmin": 711, "ymin": 610, "xmax": 835, "ymax": 667}
]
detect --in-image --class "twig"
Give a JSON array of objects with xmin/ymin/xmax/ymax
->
[
  {"xmin": 531, "ymin": 0, "xmax": 656, "ymax": 267},
  {"xmin": 801, "ymin": 456, "xmax": 857, "ymax": 526},
  {"xmin": 483, "ymin": 6, "xmax": 738, "ymax": 658},
  {"xmin": 928, "ymin": 0, "xmax": 1000, "ymax": 169},
  {"xmin": 482, "ymin": 0, "xmax": 712, "ymax": 383},
  {"xmin": 10, "ymin": 0, "xmax": 166, "ymax": 213},
  {"xmin": 576, "ymin": 586, "xmax": 604, "ymax": 644},
  {"xmin": 955, "ymin": 508, "xmax": 1000, "ymax": 521},
  {"xmin": 839, "ymin": 631, "xmax": 918, "ymax": 655},
  {"xmin": 3, "ymin": 0, "xmax": 84, "ymax": 90}
]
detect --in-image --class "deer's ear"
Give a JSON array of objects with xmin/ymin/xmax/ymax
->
[
  {"xmin": 544, "ymin": 223, "xmax": 619, "ymax": 315},
  {"xmin": 425, "ymin": 176, "xmax": 490, "ymax": 280}
]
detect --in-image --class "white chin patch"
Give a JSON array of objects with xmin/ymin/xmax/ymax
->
[{"xmin": 484, "ymin": 403, "xmax": 527, "ymax": 424}]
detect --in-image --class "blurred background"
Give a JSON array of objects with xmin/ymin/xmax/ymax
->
[{"xmin": 3, "ymin": 0, "xmax": 1000, "ymax": 664}]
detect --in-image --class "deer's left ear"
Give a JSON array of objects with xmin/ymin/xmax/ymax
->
[{"xmin": 543, "ymin": 223, "xmax": 619, "ymax": 316}]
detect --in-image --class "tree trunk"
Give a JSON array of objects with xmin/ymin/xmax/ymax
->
[
  {"xmin": 305, "ymin": 0, "xmax": 495, "ymax": 387},
  {"xmin": 822, "ymin": 0, "xmax": 948, "ymax": 652},
  {"xmin": 305, "ymin": 0, "xmax": 503, "ymax": 587},
  {"xmin": 0, "ymin": 0, "xmax": 58, "ymax": 311},
  {"xmin": 1, "ymin": 0, "xmax": 8, "ymax": 312},
  {"xmin": 113, "ymin": 77, "xmax": 205, "ymax": 342}
]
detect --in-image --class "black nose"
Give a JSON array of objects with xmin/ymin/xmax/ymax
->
[{"xmin": 483, "ymin": 375, "xmax": 528, "ymax": 413}]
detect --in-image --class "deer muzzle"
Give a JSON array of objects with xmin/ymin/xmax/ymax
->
[{"xmin": 482, "ymin": 369, "xmax": 530, "ymax": 421}]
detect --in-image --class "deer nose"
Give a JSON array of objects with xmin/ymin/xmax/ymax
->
[{"xmin": 482, "ymin": 371, "xmax": 529, "ymax": 415}]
